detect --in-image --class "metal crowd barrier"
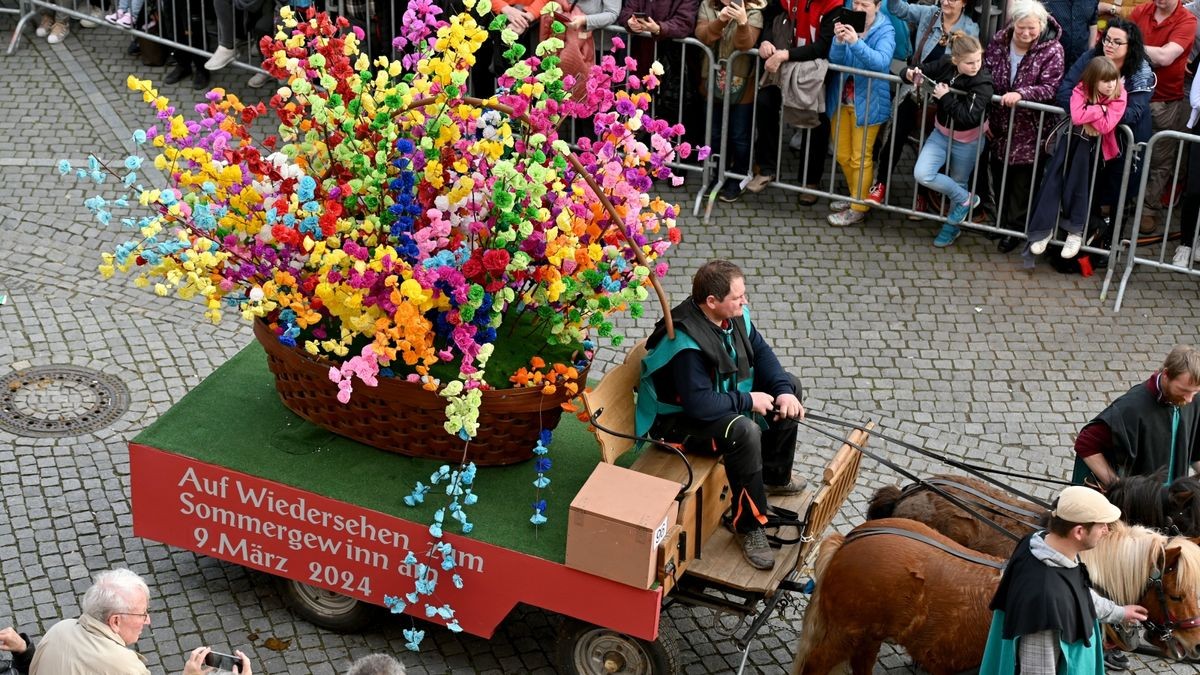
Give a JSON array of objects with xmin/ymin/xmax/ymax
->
[
  {"xmin": 1108, "ymin": 129, "xmax": 1200, "ymax": 311},
  {"xmin": 710, "ymin": 50, "xmax": 1146, "ymax": 302}
]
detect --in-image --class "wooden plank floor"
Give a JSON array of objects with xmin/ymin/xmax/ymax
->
[{"xmin": 681, "ymin": 487, "xmax": 816, "ymax": 595}]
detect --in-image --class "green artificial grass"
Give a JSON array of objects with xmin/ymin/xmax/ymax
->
[{"xmin": 133, "ymin": 342, "xmax": 640, "ymax": 563}]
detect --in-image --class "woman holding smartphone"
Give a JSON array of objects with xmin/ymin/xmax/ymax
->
[
  {"xmin": 826, "ymin": 0, "xmax": 896, "ymax": 226},
  {"xmin": 696, "ymin": 0, "xmax": 767, "ymax": 201}
]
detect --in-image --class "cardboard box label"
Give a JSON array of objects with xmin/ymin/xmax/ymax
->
[{"xmin": 653, "ymin": 515, "xmax": 670, "ymax": 548}]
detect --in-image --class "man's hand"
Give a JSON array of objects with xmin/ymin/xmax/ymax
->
[
  {"xmin": 0, "ymin": 627, "xmax": 26, "ymax": 654},
  {"xmin": 750, "ymin": 391, "xmax": 775, "ymax": 416},
  {"xmin": 641, "ymin": 16, "xmax": 662, "ymax": 35},
  {"xmin": 1122, "ymin": 604, "xmax": 1149, "ymax": 622},
  {"xmin": 759, "ymin": 40, "xmax": 777, "ymax": 59},
  {"xmin": 183, "ymin": 647, "xmax": 253, "ymax": 675},
  {"xmin": 774, "ymin": 393, "xmax": 804, "ymax": 421}
]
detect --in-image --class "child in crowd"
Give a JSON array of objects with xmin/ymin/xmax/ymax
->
[
  {"xmin": 826, "ymin": 0, "xmax": 895, "ymax": 226},
  {"xmin": 905, "ymin": 31, "xmax": 992, "ymax": 247},
  {"xmin": 1026, "ymin": 56, "xmax": 1126, "ymax": 259},
  {"xmin": 106, "ymin": 0, "xmax": 144, "ymax": 28}
]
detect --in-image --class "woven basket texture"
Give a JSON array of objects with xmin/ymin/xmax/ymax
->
[{"xmin": 253, "ymin": 320, "xmax": 582, "ymax": 465}]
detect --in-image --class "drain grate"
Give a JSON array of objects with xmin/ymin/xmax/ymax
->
[{"xmin": 0, "ymin": 366, "xmax": 131, "ymax": 437}]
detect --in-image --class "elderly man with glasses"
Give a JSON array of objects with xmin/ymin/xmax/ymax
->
[{"xmin": 27, "ymin": 568, "xmax": 252, "ymax": 675}]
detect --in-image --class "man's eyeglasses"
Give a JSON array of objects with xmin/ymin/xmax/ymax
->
[
  {"xmin": 114, "ymin": 612, "xmax": 150, "ymax": 620},
  {"xmin": 1103, "ymin": 37, "xmax": 1128, "ymax": 46}
]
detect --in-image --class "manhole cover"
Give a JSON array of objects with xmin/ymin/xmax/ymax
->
[{"xmin": 0, "ymin": 366, "xmax": 130, "ymax": 437}]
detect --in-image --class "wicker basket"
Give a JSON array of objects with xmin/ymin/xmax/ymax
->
[{"xmin": 253, "ymin": 321, "xmax": 586, "ymax": 466}]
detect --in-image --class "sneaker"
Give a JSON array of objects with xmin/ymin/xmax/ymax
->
[
  {"xmin": 946, "ymin": 195, "xmax": 981, "ymax": 225},
  {"xmin": 766, "ymin": 473, "xmax": 808, "ymax": 496},
  {"xmin": 1172, "ymin": 245, "xmax": 1193, "ymax": 267},
  {"xmin": 79, "ymin": 5, "xmax": 105, "ymax": 28},
  {"xmin": 105, "ymin": 9, "xmax": 123, "ymax": 23},
  {"xmin": 204, "ymin": 45, "xmax": 237, "ymax": 71},
  {"xmin": 36, "ymin": 14, "xmax": 54, "ymax": 37},
  {"xmin": 828, "ymin": 209, "xmax": 866, "ymax": 226},
  {"xmin": 1029, "ymin": 232, "xmax": 1054, "ymax": 255},
  {"xmin": 1060, "ymin": 233, "xmax": 1083, "ymax": 258},
  {"xmin": 997, "ymin": 236, "xmax": 1021, "ymax": 253},
  {"xmin": 47, "ymin": 21, "xmax": 69, "ymax": 43},
  {"xmin": 797, "ymin": 185, "xmax": 819, "ymax": 206},
  {"xmin": 829, "ymin": 200, "xmax": 851, "ymax": 212},
  {"xmin": 718, "ymin": 180, "xmax": 743, "ymax": 203},
  {"xmin": 1103, "ymin": 649, "xmax": 1129, "ymax": 672},
  {"xmin": 740, "ymin": 528, "xmax": 775, "ymax": 570},
  {"xmin": 933, "ymin": 223, "xmax": 961, "ymax": 247},
  {"xmin": 116, "ymin": 11, "xmax": 133, "ymax": 27},
  {"xmin": 907, "ymin": 193, "xmax": 929, "ymax": 221},
  {"xmin": 247, "ymin": 71, "xmax": 273, "ymax": 88},
  {"xmin": 866, "ymin": 181, "xmax": 885, "ymax": 205}
]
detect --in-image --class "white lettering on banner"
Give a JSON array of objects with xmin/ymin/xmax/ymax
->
[{"xmin": 173, "ymin": 464, "xmax": 489, "ymax": 600}]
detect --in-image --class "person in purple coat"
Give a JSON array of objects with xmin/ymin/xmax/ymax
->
[{"xmin": 982, "ymin": 0, "xmax": 1065, "ymax": 252}]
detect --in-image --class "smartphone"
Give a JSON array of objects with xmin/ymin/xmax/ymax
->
[
  {"xmin": 203, "ymin": 651, "xmax": 244, "ymax": 672},
  {"xmin": 731, "ymin": 0, "xmax": 745, "ymax": 6},
  {"xmin": 837, "ymin": 8, "xmax": 867, "ymax": 32},
  {"xmin": 632, "ymin": 11, "xmax": 650, "ymax": 19}
]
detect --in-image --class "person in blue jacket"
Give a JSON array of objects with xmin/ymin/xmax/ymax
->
[
  {"xmin": 826, "ymin": 0, "xmax": 896, "ymax": 226},
  {"xmin": 635, "ymin": 260, "xmax": 806, "ymax": 571}
]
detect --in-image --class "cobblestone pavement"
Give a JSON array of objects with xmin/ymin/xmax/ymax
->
[{"xmin": 2, "ymin": 12, "xmax": 1200, "ymax": 675}]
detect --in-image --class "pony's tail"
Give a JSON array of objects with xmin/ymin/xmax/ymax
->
[
  {"xmin": 790, "ymin": 533, "xmax": 846, "ymax": 675},
  {"xmin": 866, "ymin": 485, "xmax": 902, "ymax": 520}
]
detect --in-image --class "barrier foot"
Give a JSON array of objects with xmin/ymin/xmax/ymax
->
[{"xmin": 6, "ymin": 11, "xmax": 37, "ymax": 55}]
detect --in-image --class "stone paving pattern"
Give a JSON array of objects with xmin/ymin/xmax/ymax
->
[{"xmin": 2, "ymin": 11, "xmax": 1200, "ymax": 674}]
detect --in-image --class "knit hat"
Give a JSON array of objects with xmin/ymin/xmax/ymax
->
[{"xmin": 1053, "ymin": 486, "xmax": 1121, "ymax": 524}]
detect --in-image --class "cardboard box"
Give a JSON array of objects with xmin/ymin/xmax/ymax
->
[
  {"xmin": 630, "ymin": 449, "xmax": 729, "ymax": 561},
  {"xmin": 566, "ymin": 463, "xmax": 681, "ymax": 589}
]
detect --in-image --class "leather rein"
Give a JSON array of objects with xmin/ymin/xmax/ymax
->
[
  {"xmin": 843, "ymin": 525, "xmax": 1005, "ymax": 570},
  {"xmin": 1140, "ymin": 559, "xmax": 1200, "ymax": 657}
]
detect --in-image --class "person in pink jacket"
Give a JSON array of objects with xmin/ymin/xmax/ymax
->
[{"xmin": 1024, "ymin": 56, "xmax": 1126, "ymax": 260}]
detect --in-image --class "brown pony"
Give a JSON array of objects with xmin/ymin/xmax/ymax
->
[
  {"xmin": 867, "ymin": 472, "xmax": 1200, "ymax": 557},
  {"xmin": 790, "ymin": 518, "xmax": 1200, "ymax": 674},
  {"xmin": 866, "ymin": 474, "xmax": 1044, "ymax": 557}
]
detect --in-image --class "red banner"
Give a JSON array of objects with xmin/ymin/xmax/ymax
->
[{"xmin": 130, "ymin": 444, "xmax": 662, "ymax": 639}]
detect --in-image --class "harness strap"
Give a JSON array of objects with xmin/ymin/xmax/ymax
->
[
  {"xmin": 902, "ymin": 477, "xmax": 1046, "ymax": 529},
  {"xmin": 844, "ymin": 526, "xmax": 1006, "ymax": 570},
  {"xmin": 806, "ymin": 411, "xmax": 1054, "ymax": 509},
  {"xmin": 797, "ymin": 419, "xmax": 1023, "ymax": 543}
]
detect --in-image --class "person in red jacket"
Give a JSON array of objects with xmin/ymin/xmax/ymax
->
[{"xmin": 750, "ymin": 0, "xmax": 845, "ymax": 202}]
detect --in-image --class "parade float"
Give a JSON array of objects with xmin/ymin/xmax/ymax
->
[{"xmin": 68, "ymin": 4, "xmax": 868, "ymax": 672}]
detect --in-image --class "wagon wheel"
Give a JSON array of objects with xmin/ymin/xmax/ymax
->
[
  {"xmin": 275, "ymin": 577, "xmax": 378, "ymax": 632},
  {"xmin": 556, "ymin": 618, "xmax": 681, "ymax": 675}
]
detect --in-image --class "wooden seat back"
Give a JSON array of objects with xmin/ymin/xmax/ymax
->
[{"xmin": 581, "ymin": 339, "xmax": 648, "ymax": 464}]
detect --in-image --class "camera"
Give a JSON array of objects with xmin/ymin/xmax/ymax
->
[{"xmin": 203, "ymin": 651, "xmax": 244, "ymax": 672}]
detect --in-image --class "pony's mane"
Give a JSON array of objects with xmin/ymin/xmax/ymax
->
[
  {"xmin": 1081, "ymin": 522, "xmax": 1166, "ymax": 604},
  {"xmin": 1165, "ymin": 534, "xmax": 1200, "ymax": 593}
]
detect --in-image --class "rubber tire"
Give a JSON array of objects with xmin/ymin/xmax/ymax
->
[
  {"xmin": 274, "ymin": 577, "xmax": 379, "ymax": 633},
  {"xmin": 555, "ymin": 617, "xmax": 681, "ymax": 675}
]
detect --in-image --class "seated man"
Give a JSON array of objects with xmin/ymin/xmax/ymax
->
[
  {"xmin": 636, "ymin": 259, "xmax": 805, "ymax": 570},
  {"xmin": 1073, "ymin": 344, "xmax": 1200, "ymax": 488}
]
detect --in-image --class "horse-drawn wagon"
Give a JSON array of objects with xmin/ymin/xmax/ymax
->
[{"xmin": 129, "ymin": 340, "xmax": 870, "ymax": 674}]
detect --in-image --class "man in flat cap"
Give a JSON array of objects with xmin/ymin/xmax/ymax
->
[{"xmin": 979, "ymin": 486, "xmax": 1148, "ymax": 674}]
